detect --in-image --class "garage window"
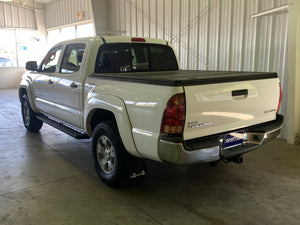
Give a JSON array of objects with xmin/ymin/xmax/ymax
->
[
  {"xmin": 0, "ymin": 29, "xmax": 42, "ymax": 68},
  {"xmin": 77, "ymin": 24, "xmax": 95, "ymax": 38},
  {"xmin": 16, "ymin": 30, "xmax": 43, "ymax": 67},
  {"xmin": 47, "ymin": 23, "xmax": 94, "ymax": 48},
  {"xmin": 0, "ymin": 29, "xmax": 16, "ymax": 67}
]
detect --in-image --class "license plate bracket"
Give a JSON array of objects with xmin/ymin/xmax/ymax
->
[{"xmin": 223, "ymin": 130, "xmax": 244, "ymax": 149}]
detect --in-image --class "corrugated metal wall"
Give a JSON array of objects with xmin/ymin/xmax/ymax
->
[
  {"xmin": 0, "ymin": 3, "xmax": 36, "ymax": 29},
  {"xmin": 109, "ymin": 0, "xmax": 288, "ymax": 137},
  {"xmin": 45, "ymin": 0, "xmax": 93, "ymax": 29}
]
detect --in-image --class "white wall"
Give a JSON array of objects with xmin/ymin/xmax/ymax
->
[
  {"xmin": 109, "ymin": 0, "xmax": 289, "ymax": 138},
  {"xmin": 0, "ymin": 2, "xmax": 40, "ymax": 90},
  {"xmin": 45, "ymin": 0, "xmax": 93, "ymax": 29},
  {"xmin": 0, "ymin": 68, "xmax": 25, "ymax": 89},
  {"xmin": 91, "ymin": 0, "xmax": 109, "ymax": 35},
  {"xmin": 0, "ymin": 2, "xmax": 36, "ymax": 29},
  {"xmin": 296, "ymin": 4, "xmax": 300, "ymax": 144},
  {"xmin": 287, "ymin": 0, "xmax": 300, "ymax": 144}
]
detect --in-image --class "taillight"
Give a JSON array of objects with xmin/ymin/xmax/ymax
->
[
  {"xmin": 277, "ymin": 82, "xmax": 283, "ymax": 113},
  {"xmin": 161, "ymin": 93, "xmax": 185, "ymax": 134}
]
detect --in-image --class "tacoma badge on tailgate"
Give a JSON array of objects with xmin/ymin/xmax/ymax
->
[{"xmin": 187, "ymin": 121, "xmax": 212, "ymax": 129}]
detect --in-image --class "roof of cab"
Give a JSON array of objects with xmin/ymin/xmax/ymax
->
[{"xmin": 54, "ymin": 36, "xmax": 169, "ymax": 46}]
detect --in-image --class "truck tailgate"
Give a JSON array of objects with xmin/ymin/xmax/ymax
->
[{"xmin": 183, "ymin": 78, "xmax": 280, "ymax": 140}]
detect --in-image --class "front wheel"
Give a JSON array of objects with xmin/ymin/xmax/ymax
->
[
  {"xmin": 92, "ymin": 121, "xmax": 146, "ymax": 187},
  {"xmin": 21, "ymin": 94, "xmax": 43, "ymax": 132}
]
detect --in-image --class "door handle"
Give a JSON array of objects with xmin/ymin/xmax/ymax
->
[
  {"xmin": 48, "ymin": 79, "xmax": 53, "ymax": 85},
  {"xmin": 232, "ymin": 89, "xmax": 248, "ymax": 97},
  {"xmin": 70, "ymin": 82, "xmax": 78, "ymax": 89}
]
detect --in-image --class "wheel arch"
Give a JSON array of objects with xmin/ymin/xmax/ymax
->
[
  {"xmin": 19, "ymin": 79, "xmax": 38, "ymax": 112},
  {"xmin": 84, "ymin": 95, "xmax": 141, "ymax": 158},
  {"xmin": 88, "ymin": 108, "xmax": 116, "ymax": 134},
  {"xmin": 19, "ymin": 87, "xmax": 27, "ymax": 101}
]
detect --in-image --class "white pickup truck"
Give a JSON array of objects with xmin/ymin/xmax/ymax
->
[{"xmin": 19, "ymin": 36, "xmax": 283, "ymax": 186}]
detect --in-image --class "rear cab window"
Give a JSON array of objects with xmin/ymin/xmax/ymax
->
[{"xmin": 95, "ymin": 43, "xmax": 178, "ymax": 73}]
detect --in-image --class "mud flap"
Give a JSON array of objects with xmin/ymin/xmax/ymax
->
[{"xmin": 128, "ymin": 156, "xmax": 147, "ymax": 182}]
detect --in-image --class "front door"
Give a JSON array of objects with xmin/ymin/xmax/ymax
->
[{"xmin": 32, "ymin": 46, "xmax": 63, "ymax": 116}]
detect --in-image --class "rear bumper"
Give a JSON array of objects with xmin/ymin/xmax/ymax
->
[{"xmin": 158, "ymin": 114, "xmax": 284, "ymax": 165}]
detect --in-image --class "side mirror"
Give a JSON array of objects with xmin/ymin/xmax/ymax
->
[{"xmin": 26, "ymin": 61, "xmax": 37, "ymax": 71}]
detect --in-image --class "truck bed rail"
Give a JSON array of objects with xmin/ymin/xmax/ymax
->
[{"xmin": 91, "ymin": 70, "xmax": 278, "ymax": 86}]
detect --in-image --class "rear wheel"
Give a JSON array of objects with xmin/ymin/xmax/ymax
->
[
  {"xmin": 92, "ymin": 121, "xmax": 146, "ymax": 187},
  {"xmin": 21, "ymin": 94, "xmax": 43, "ymax": 132},
  {"xmin": 96, "ymin": 134, "xmax": 116, "ymax": 175}
]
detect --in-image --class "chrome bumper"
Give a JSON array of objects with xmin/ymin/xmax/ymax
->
[{"xmin": 158, "ymin": 115, "xmax": 283, "ymax": 165}]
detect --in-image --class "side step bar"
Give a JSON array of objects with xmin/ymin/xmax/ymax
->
[{"xmin": 36, "ymin": 114, "xmax": 90, "ymax": 139}]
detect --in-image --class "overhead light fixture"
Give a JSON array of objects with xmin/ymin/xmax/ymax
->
[{"xmin": 0, "ymin": 0, "xmax": 13, "ymax": 2}]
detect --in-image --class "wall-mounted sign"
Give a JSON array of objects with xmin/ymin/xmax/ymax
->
[{"xmin": 76, "ymin": 11, "xmax": 84, "ymax": 20}]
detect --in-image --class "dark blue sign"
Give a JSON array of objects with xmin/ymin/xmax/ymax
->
[{"xmin": 223, "ymin": 130, "xmax": 244, "ymax": 149}]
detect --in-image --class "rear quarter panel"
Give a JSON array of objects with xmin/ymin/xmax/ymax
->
[{"xmin": 85, "ymin": 77, "xmax": 183, "ymax": 161}]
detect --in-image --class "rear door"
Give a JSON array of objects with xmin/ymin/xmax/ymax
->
[
  {"xmin": 51, "ymin": 43, "xmax": 86, "ymax": 129},
  {"xmin": 32, "ymin": 46, "xmax": 63, "ymax": 116},
  {"xmin": 183, "ymin": 78, "xmax": 280, "ymax": 141}
]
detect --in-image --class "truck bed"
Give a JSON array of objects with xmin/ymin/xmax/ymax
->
[{"xmin": 91, "ymin": 70, "xmax": 278, "ymax": 86}]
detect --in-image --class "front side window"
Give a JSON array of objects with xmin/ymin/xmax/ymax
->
[
  {"xmin": 95, "ymin": 43, "xmax": 178, "ymax": 73},
  {"xmin": 39, "ymin": 46, "xmax": 62, "ymax": 73},
  {"xmin": 60, "ymin": 43, "xmax": 86, "ymax": 74}
]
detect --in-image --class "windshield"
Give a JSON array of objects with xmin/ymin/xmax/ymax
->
[{"xmin": 95, "ymin": 43, "xmax": 178, "ymax": 73}]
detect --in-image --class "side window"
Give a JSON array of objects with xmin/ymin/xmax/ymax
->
[
  {"xmin": 60, "ymin": 43, "xmax": 86, "ymax": 74},
  {"xmin": 40, "ymin": 46, "xmax": 62, "ymax": 73}
]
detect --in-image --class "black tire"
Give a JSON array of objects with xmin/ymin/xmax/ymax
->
[
  {"xmin": 21, "ymin": 94, "xmax": 43, "ymax": 132},
  {"xmin": 92, "ymin": 121, "xmax": 146, "ymax": 187}
]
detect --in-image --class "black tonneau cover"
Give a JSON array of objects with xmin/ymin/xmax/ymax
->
[{"xmin": 91, "ymin": 70, "xmax": 278, "ymax": 86}]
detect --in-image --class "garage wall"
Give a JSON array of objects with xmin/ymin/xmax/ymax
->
[
  {"xmin": 0, "ymin": 3, "xmax": 37, "ymax": 90},
  {"xmin": 0, "ymin": 2, "xmax": 36, "ymax": 29},
  {"xmin": 109, "ymin": 0, "xmax": 288, "ymax": 138},
  {"xmin": 287, "ymin": 0, "xmax": 300, "ymax": 144},
  {"xmin": 45, "ymin": 0, "xmax": 93, "ymax": 29},
  {"xmin": 0, "ymin": 68, "xmax": 26, "ymax": 89}
]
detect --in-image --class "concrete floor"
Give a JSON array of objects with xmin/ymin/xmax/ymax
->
[{"xmin": 1, "ymin": 88, "xmax": 300, "ymax": 225}]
